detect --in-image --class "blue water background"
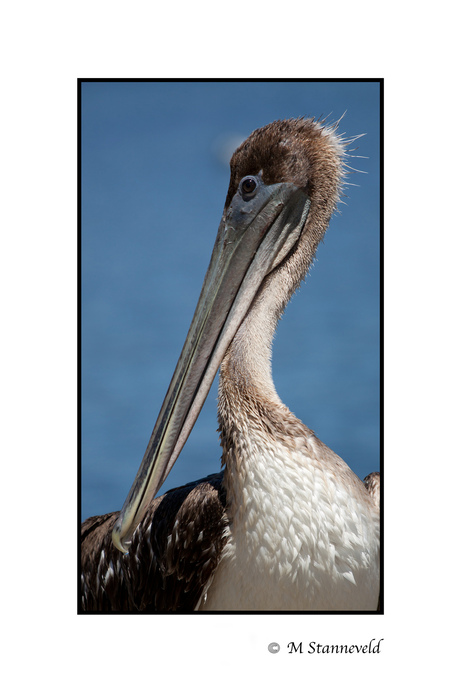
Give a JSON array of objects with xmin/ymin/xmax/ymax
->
[{"xmin": 81, "ymin": 81, "xmax": 380, "ymax": 521}]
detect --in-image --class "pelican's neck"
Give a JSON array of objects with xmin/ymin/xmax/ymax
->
[
  {"xmin": 219, "ymin": 270, "xmax": 283, "ymax": 410},
  {"xmin": 217, "ymin": 224, "xmax": 324, "ymax": 507},
  {"xmin": 217, "ymin": 272, "xmax": 284, "ymax": 518},
  {"xmin": 218, "ymin": 226, "xmax": 316, "ymax": 414},
  {"xmin": 217, "ymin": 260, "xmax": 320, "ymax": 534}
]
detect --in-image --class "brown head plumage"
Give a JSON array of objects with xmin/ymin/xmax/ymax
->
[{"xmin": 225, "ymin": 117, "xmax": 346, "ymax": 226}]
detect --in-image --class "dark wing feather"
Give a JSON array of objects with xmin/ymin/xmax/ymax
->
[
  {"xmin": 363, "ymin": 471, "xmax": 380, "ymax": 509},
  {"xmin": 363, "ymin": 471, "xmax": 381, "ymax": 611},
  {"xmin": 80, "ymin": 472, "xmax": 228, "ymax": 612}
]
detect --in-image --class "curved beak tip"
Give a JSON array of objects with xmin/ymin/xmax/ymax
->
[{"xmin": 112, "ymin": 523, "xmax": 130, "ymax": 554}]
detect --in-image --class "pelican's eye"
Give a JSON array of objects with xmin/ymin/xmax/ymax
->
[{"xmin": 240, "ymin": 176, "xmax": 258, "ymax": 198}]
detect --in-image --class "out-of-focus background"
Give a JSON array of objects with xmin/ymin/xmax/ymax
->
[{"xmin": 81, "ymin": 80, "xmax": 380, "ymax": 521}]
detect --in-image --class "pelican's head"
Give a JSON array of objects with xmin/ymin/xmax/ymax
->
[
  {"xmin": 224, "ymin": 117, "xmax": 347, "ymax": 310},
  {"xmin": 227, "ymin": 117, "xmax": 344, "ymax": 216}
]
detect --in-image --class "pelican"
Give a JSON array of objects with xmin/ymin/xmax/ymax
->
[{"xmin": 81, "ymin": 117, "xmax": 380, "ymax": 612}]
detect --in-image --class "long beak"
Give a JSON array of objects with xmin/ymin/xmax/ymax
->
[{"xmin": 112, "ymin": 178, "xmax": 311, "ymax": 552}]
